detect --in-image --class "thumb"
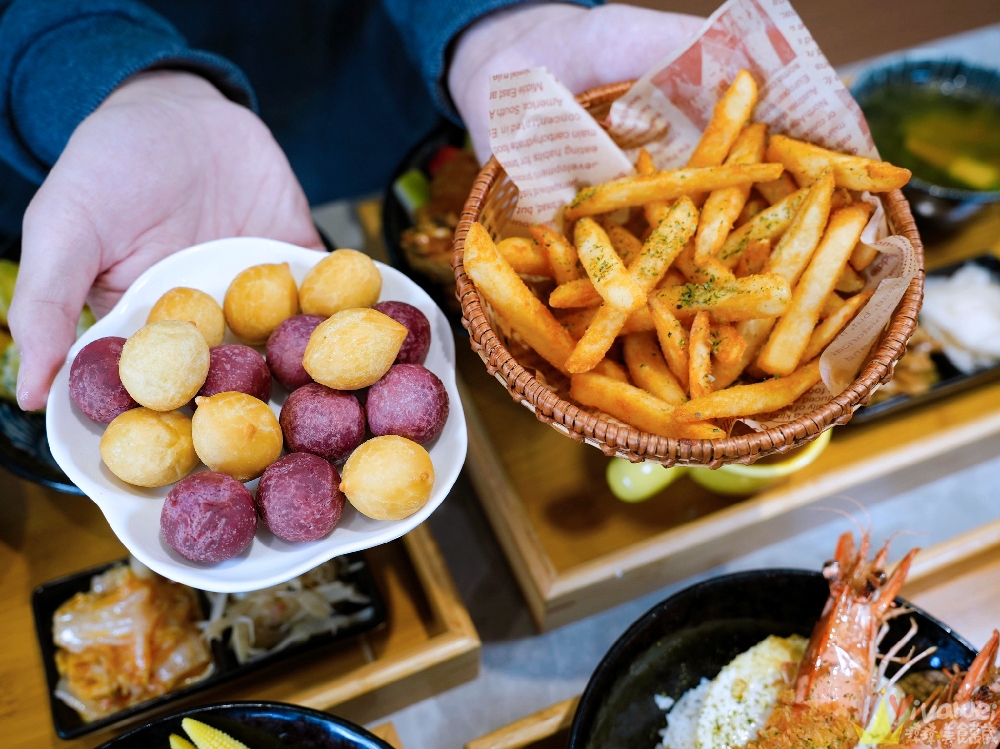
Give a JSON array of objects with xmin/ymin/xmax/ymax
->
[{"xmin": 8, "ymin": 196, "xmax": 100, "ymax": 411}]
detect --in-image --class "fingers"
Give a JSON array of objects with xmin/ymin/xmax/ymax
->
[
  {"xmin": 570, "ymin": 6, "xmax": 705, "ymax": 88},
  {"xmin": 449, "ymin": 4, "xmax": 706, "ymax": 164},
  {"xmin": 8, "ymin": 188, "xmax": 100, "ymax": 410}
]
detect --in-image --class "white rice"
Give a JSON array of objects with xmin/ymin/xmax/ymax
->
[{"xmin": 655, "ymin": 677, "xmax": 712, "ymax": 749}]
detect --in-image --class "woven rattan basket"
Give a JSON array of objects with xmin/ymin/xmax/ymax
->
[{"xmin": 452, "ymin": 81, "xmax": 924, "ymax": 468}]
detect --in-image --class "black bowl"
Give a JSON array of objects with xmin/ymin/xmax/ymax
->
[
  {"xmin": 568, "ymin": 569, "xmax": 977, "ymax": 749},
  {"xmin": 96, "ymin": 701, "xmax": 392, "ymax": 749},
  {"xmin": 852, "ymin": 59, "xmax": 1000, "ymax": 240},
  {"xmin": 381, "ymin": 119, "xmax": 469, "ymax": 328}
]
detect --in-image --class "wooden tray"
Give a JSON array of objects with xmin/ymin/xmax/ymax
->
[
  {"xmin": 464, "ymin": 517, "xmax": 1000, "ymax": 749},
  {"xmin": 0, "ymin": 473, "xmax": 480, "ymax": 749},
  {"xmin": 371, "ymin": 722, "xmax": 404, "ymax": 748},
  {"xmin": 461, "ymin": 209, "xmax": 1000, "ymax": 631}
]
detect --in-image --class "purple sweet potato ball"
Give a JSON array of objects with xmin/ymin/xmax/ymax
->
[
  {"xmin": 373, "ymin": 301, "xmax": 431, "ymax": 365},
  {"xmin": 160, "ymin": 471, "xmax": 257, "ymax": 563},
  {"xmin": 279, "ymin": 383, "xmax": 365, "ymax": 462},
  {"xmin": 266, "ymin": 314, "xmax": 325, "ymax": 389},
  {"xmin": 257, "ymin": 453, "xmax": 345, "ymax": 542},
  {"xmin": 69, "ymin": 336, "xmax": 138, "ymax": 423},
  {"xmin": 197, "ymin": 344, "xmax": 272, "ymax": 402},
  {"xmin": 366, "ymin": 364, "xmax": 449, "ymax": 444}
]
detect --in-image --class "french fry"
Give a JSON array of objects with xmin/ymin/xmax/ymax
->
[
  {"xmin": 734, "ymin": 238, "xmax": 770, "ymax": 278},
  {"xmin": 635, "ymin": 148, "xmax": 655, "ymax": 173},
  {"xmin": 756, "ymin": 172, "xmax": 798, "ymax": 204},
  {"xmin": 767, "ymin": 170, "xmax": 835, "ymax": 286},
  {"xmin": 694, "ymin": 123, "xmax": 768, "ymax": 265},
  {"xmin": 718, "ymin": 188, "xmax": 808, "ymax": 268},
  {"xmin": 570, "ymin": 373, "xmax": 722, "ymax": 439},
  {"xmin": 849, "ymin": 240, "xmax": 878, "ymax": 272},
  {"xmin": 622, "ymin": 305, "xmax": 656, "ymax": 334},
  {"xmin": 603, "ymin": 222, "xmax": 643, "ymax": 266},
  {"xmin": 648, "ymin": 296, "xmax": 690, "ymax": 392},
  {"xmin": 530, "ymin": 224, "xmax": 583, "ymax": 285},
  {"xmin": 593, "ymin": 358, "xmax": 631, "ymax": 383},
  {"xmin": 678, "ymin": 420, "xmax": 728, "ymax": 439},
  {"xmin": 629, "ymin": 198, "xmax": 699, "ymax": 290},
  {"xmin": 687, "ymin": 70, "xmax": 759, "ymax": 168},
  {"xmin": 550, "ymin": 278, "xmax": 601, "ymax": 309},
  {"xmin": 735, "ymin": 195, "xmax": 768, "ymax": 227},
  {"xmin": 563, "ymin": 307, "xmax": 654, "ymax": 338},
  {"xmin": 623, "ymin": 331, "xmax": 687, "ymax": 405},
  {"xmin": 672, "ymin": 359, "xmax": 822, "ymax": 423},
  {"xmin": 674, "ymin": 241, "xmax": 736, "ymax": 285},
  {"xmin": 653, "ymin": 273, "xmax": 791, "ymax": 321},
  {"xmin": 496, "ymin": 236, "xmax": 552, "ymax": 277},
  {"xmin": 550, "ymin": 224, "xmax": 645, "ymax": 308},
  {"xmin": 636, "ymin": 148, "xmax": 671, "ymax": 228},
  {"xmin": 565, "ymin": 198, "xmax": 698, "ymax": 373},
  {"xmin": 564, "ymin": 163, "xmax": 783, "ymax": 221},
  {"xmin": 801, "ymin": 290, "xmax": 873, "ymax": 362},
  {"xmin": 756, "ymin": 203, "xmax": 873, "ymax": 375},
  {"xmin": 711, "ymin": 324, "xmax": 747, "ymax": 367},
  {"xmin": 711, "ymin": 318, "xmax": 775, "ymax": 389},
  {"xmin": 831, "ymin": 188, "xmax": 853, "ymax": 210},
  {"xmin": 835, "ymin": 264, "xmax": 866, "ymax": 294},
  {"xmin": 464, "ymin": 223, "xmax": 579, "ymax": 374},
  {"xmin": 658, "ymin": 269, "xmax": 686, "ymax": 289},
  {"xmin": 767, "ymin": 134, "xmax": 911, "ymax": 191},
  {"xmin": 688, "ymin": 312, "xmax": 714, "ymax": 399},
  {"xmin": 557, "ymin": 307, "xmax": 598, "ymax": 339},
  {"xmin": 820, "ymin": 292, "xmax": 846, "ymax": 319},
  {"xmin": 574, "ymin": 218, "xmax": 646, "ymax": 312}
]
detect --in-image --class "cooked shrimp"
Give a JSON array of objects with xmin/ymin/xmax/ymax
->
[
  {"xmin": 748, "ymin": 531, "xmax": 918, "ymax": 749},
  {"xmin": 900, "ymin": 630, "xmax": 1000, "ymax": 749}
]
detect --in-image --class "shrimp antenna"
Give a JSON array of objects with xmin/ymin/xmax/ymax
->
[
  {"xmin": 811, "ymin": 504, "xmax": 867, "ymax": 537},
  {"xmin": 829, "ymin": 494, "xmax": 872, "ymax": 533}
]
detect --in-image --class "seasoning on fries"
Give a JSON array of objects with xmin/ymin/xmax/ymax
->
[
  {"xmin": 467, "ymin": 69, "xmax": 912, "ymax": 441},
  {"xmin": 767, "ymin": 134, "xmax": 911, "ymax": 191},
  {"xmin": 496, "ymin": 237, "xmax": 552, "ymax": 278},
  {"xmin": 673, "ymin": 359, "xmax": 823, "ymax": 423},
  {"xmin": 564, "ymin": 163, "xmax": 783, "ymax": 221},
  {"xmin": 756, "ymin": 203, "xmax": 872, "ymax": 376}
]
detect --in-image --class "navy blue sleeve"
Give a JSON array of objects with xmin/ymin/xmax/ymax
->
[
  {"xmin": 380, "ymin": 0, "xmax": 601, "ymax": 121},
  {"xmin": 0, "ymin": 0, "xmax": 256, "ymax": 183}
]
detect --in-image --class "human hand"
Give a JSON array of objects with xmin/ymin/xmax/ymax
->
[
  {"xmin": 8, "ymin": 70, "xmax": 321, "ymax": 411},
  {"xmin": 448, "ymin": 3, "xmax": 705, "ymax": 163}
]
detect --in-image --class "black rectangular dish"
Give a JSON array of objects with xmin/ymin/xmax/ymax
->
[
  {"xmin": 852, "ymin": 253, "xmax": 1000, "ymax": 424},
  {"xmin": 32, "ymin": 553, "xmax": 387, "ymax": 739}
]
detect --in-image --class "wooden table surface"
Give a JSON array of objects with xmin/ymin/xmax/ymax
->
[
  {"xmin": 0, "ymin": 469, "xmax": 127, "ymax": 744},
  {"xmin": 0, "ymin": 461, "xmax": 482, "ymax": 748}
]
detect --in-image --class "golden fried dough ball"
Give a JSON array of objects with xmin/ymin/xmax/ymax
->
[
  {"xmin": 191, "ymin": 391, "xmax": 283, "ymax": 481},
  {"xmin": 147, "ymin": 287, "xmax": 226, "ymax": 346},
  {"xmin": 100, "ymin": 408, "xmax": 198, "ymax": 487},
  {"xmin": 302, "ymin": 308, "xmax": 407, "ymax": 390},
  {"xmin": 223, "ymin": 262, "xmax": 299, "ymax": 344},
  {"xmin": 299, "ymin": 249, "xmax": 381, "ymax": 316},
  {"xmin": 119, "ymin": 320, "xmax": 210, "ymax": 411},
  {"xmin": 341, "ymin": 435, "xmax": 434, "ymax": 520}
]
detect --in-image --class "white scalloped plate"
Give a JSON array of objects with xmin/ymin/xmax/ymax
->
[{"xmin": 46, "ymin": 238, "xmax": 466, "ymax": 592}]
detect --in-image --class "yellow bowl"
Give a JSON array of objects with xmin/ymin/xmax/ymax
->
[{"xmin": 607, "ymin": 428, "xmax": 832, "ymax": 501}]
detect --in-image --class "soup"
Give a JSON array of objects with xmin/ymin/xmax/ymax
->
[{"xmin": 861, "ymin": 83, "xmax": 1000, "ymax": 192}]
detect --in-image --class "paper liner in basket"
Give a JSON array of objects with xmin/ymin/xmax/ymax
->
[{"xmin": 486, "ymin": 0, "xmax": 917, "ymax": 426}]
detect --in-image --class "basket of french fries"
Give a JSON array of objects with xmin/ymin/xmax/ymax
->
[{"xmin": 453, "ymin": 4, "xmax": 923, "ymax": 467}]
